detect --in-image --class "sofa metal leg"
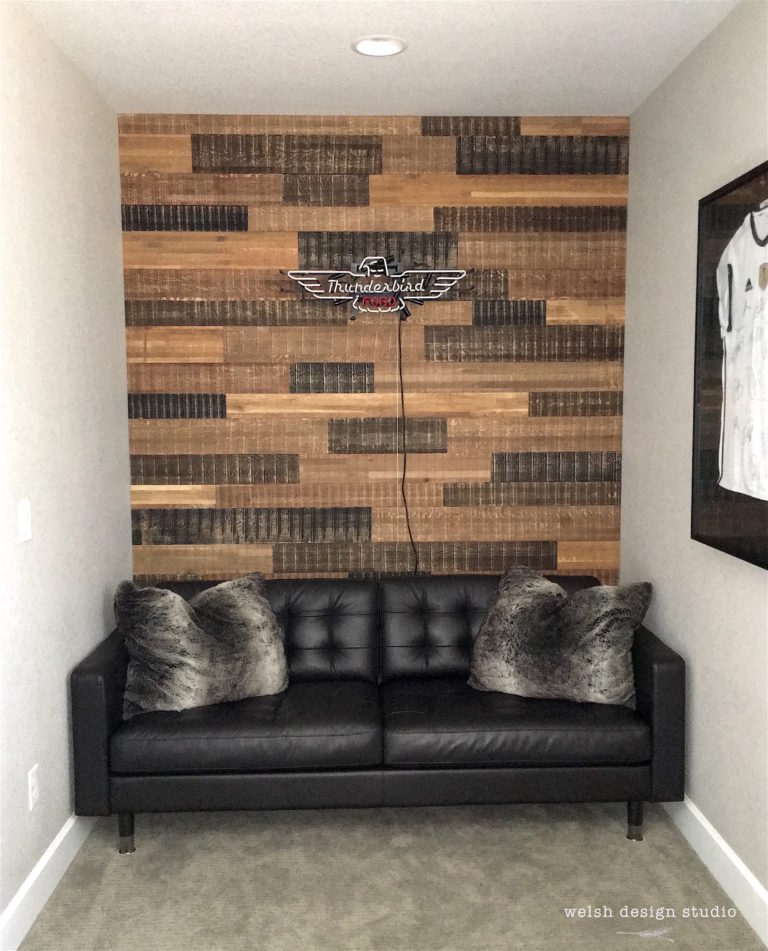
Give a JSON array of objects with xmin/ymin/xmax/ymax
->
[
  {"xmin": 627, "ymin": 801, "xmax": 644, "ymax": 841},
  {"xmin": 118, "ymin": 813, "xmax": 135, "ymax": 854}
]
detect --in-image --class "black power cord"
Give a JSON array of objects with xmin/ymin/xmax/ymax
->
[{"xmin": 397, "ymin": 314, "xmax": 419, "ymax": 575}]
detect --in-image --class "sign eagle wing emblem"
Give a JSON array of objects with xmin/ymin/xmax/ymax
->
[
  {"xmin": 286, "ymin": 270, "xmax": 354, "ymax": 301},
  {"xmin": 400, "ymin": 269, "xmax": 467, "ymax": 301}
]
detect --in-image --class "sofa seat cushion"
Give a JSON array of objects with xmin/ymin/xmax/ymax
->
[
  {"xmin": 111, "ymin": 681, "xmax": 382, "ymax": 774},
  {"xmin": 381, "ymin": 679, "xmax": 651, "ymax": 768}
]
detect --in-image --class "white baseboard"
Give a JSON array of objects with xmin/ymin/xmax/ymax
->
[
  {"xmin": 0, "ymin": 814, "xmax": 95, "ymax": 951},
  {"xmin": 664, "ymin": 797, "xmax": 768, "ymax": 947}
]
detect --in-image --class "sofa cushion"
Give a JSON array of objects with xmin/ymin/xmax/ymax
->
[
  {"xmin": 381, "ymin": 679, "xmax": 651, "ymax": 768},
  {"xmin": 379, "ymin": 575, "xmax": 599, "ymax": 681},
  {"xmin": 111, "ymin": 681, "xmax": 382, "ymax": 773},
  {"xmin": 164, "ymin": 579, "xmax": 378, "ymax": 684},
  {"xmin": 468, "ymin": 568, "xmax": 652, "ymax": 705}
]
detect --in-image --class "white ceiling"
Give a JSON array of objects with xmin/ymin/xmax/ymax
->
[{"xmin": 24, "ymin": 0, "xmax": 739, "ymax": 116}]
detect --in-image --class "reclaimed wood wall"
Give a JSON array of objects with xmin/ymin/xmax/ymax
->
[{"xmin": 120, "ymin": 114, "xmax": 628, "ymax": 583}]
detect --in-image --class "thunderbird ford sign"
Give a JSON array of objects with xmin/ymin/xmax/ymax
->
[{"xmin": 287, "ymin": 255, "xmax": 466, "ymax": 318}]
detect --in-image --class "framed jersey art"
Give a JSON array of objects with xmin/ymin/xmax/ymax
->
[{"xmin": 692, "ymin": 159, "xmax": 768, "ymax": 568}]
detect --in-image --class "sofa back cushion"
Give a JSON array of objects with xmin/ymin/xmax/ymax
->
[
  {"xmin": 162, "ymin": 579, "xmax": 378, "ymax": 683},
  {"xmin": 379, "ymin": 574, "xmax": 598, "ymax": 681}
]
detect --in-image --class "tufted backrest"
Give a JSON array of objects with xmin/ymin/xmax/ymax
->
[
  {"xmin": 379, "ymin": 574, "xmax": 599, "ymax": 681},
  {"xmin": 266, "ymin": 579, "xmax": 378, "ymax": 683},
  {"xmin": 160, "ymin": 578, "xmax": 378, "ymax": 683}
]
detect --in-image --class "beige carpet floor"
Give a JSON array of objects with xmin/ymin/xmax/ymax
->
[{"xmin": 19, "ymin": 803, "xmax": 764, "ymax": 951}]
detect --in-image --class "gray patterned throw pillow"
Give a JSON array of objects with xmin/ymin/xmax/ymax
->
[
  {"xmin": 468, "ymin": 567, "xmax": 652, "ymax": 705},
  {"xmin": 116, "ymin": 574, "xmax": 288, "ymax": 719}
]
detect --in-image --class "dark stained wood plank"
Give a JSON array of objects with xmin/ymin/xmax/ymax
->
[
  {"xmin": 328, "ymin": 418, "xmax": 447, "ymax": 453},
  {"xmin": 491, "ymin": 451, "xmax": 622, "ymax": 482},
  {"xmin": 122, "ymin": 205, "xmax": 248, "ymax": 232},
  {"xmin": 424, "ymin": 326, "xmax": 624, "ymax": 362},
  {"xmin": 422, "ymin": 117, "xmax": 520, "ymax": 136},
  {"xmin": 290, "ymin": 363, "xmax": 374, "ymax": 393},
  {"xmin": 443, "ymin": 481, "xmax": 621, "ymax": 506},
  {"xmin": 472, "ymin": 300, "xmax": 546, "ymax": 326},
  {"xmin": 456, "ymin": 136, "xmax": 628, "ymax": 175},
  {"xmin": 128, "ymin": 394, "xmax": 226, "ymax": 419},
  {"xmin": 298, "ymin": 231, "xmax": 458, "ymax": 268},
  {"xmin": 125, "ymin": 300, "xmax": 349, "ymax": 326},
  {"xmin": 130, "ymin": 454, "xmax": 299, "ymax": 484},
  {"xmin": 435, "ymin": 205, "xmax": 627, "ymax": 232}
]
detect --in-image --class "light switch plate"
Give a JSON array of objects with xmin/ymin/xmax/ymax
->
[{"xmin": 17, "ymin": 498, "xmax": 32, "ymax": 543}]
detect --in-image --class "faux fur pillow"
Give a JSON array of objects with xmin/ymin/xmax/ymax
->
[
  {"xmin": 115, "ymin": 574, "xmax": 288, "ymax": 719},
  {"xmin": 468, "ymin": 567, "xmax": 652, "ymax": 706}
]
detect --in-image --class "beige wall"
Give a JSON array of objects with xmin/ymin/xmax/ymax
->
[
  {"xmin": 622, "ymin": 0, "xmax": 768, "ymax": 896},
  {"xmin": 0, "ymin": 2, "xmax": 131, "ymax": 913}
]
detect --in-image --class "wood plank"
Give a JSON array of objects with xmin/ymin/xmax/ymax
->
[
  {"xmin": 424, "ymin": 326, "xmax": 624, "ymax": 362},
  {"xmin": 131, "ymin": 486, "xmax": 217, "ymax": 508},
  {"xmin": 129, "ymin": 418, "xmax": 329, "ymax": 455},
  {"xmin": 126, "ymin": 328, "xmax": 225, "ymax": 363},
  {"xmin": 247, "ymin": 205, "xmax": 434, "ymax": 232},
  {"xmin": 546, "ymin": 298, "xmax": 625, "ymax": 325},
  {"xmin": 119, "ymin": 114, "xmax": 421, "ymax": 135},
  {"xmin": 127, "ymin": 364, "xmax": 290, "ymax": 394},
  {"xmin": 123, "ymin": 269, "xmax": 295, "ymax": 300},
  {"xmin": 443, "ymin": 482, "xmax": 621, "ymax": 507},
  {"xmin": 226, "ymin": 392, "xmax": 529, "ymax": 417},
  {"xmin": 119, "ymin": 135, "xmax": 193, "ymax": 173},
  {"xmin": 125, "ymin": 299, "xmax": 348, "ymax": 326},
  {"xmin": 381, "ymin": 135, "xmax": 457, "ymax": 172},
  {"xmin": 519, "ymin": 117, "xmax": 630, "ymax": 136},
  {"xmin": 192, "ymin": 134, "xmax": 381, "ymax": 174},
  {"xmin": 216, "ymin": 482, "xmax": 444, "ymax": 509},
  {"xmin": 300, "ymin": 452, "xmax": 491, "ymax": 484},
  {"xmin": 458, "ymin": 233, "xmax": 626, "ymax": 270},
  {"xmin": 436, "ymin": 205, "xmax": 626, "ymax": 233},
  {"xmin": 371, "ymin": 506, "xmax": 621, "ymax": 542},
  {"xmin": 133, "ymin": 543, "xmax": 273, "ymax": 579},
  {"xmin": 122, "ymin": 233, "xmax": 298, "ymax": 270},
  {"xmin": 456, "ymin": 136, "xmax": 628, "ymax": 175},
  {"xmin": 421, "ymin": 117, "xmax": 520, "ymax": 136},
  {"xmin": 369, "ymin": 174, "xmax": 628, "ymax": 207},
  {"xmin": 299, "ymin": 230, "xmax": 457, "ymax": 269},
  {"xmin": 375, "ymin": 361, "xmax": 624, "ymax": 392},
  {"xmin": 557, "ymin": 540, "xmax": 621, "ymax": 570},
  {"xmin": 272, "ymin": 540, "xmax": 556, "ymax": 576},
  {"xmin": 355, "ymin": 301, "xmax": 473, "ymax": 326},
  {"xmin": 448, "ymin": 417, "xmax": 623, "ymax": 452},
  {"xmin": 223, "ymin": 325, "xmax": 425, "ymax": 364},
  {"xmin": 121, "ymin": 205, "xmax": 248, "ymax": 232},
  {"xmin": 121, "ymin": 173, "xmax": 283, "ymax": 205},
  {"xmin": 506, "ymin": 269, "xmax": 624, "ymax": 298}
]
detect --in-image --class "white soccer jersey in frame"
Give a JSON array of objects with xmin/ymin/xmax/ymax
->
[{"xmin": 716, "ymin": 208, "xmax": 768, "ymax": 499}]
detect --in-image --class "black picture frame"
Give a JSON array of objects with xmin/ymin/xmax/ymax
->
[{"xmin": 691, "ymin": 158, "xmax": 768, "ymax": 568}]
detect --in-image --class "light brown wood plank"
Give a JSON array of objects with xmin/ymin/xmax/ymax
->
[
  {"xmin": 557, "ymin": 540, "xmax": 621, "ymax": 570},
  {"xmin": 217, "ymin": 483, "xmax": 444, "ymax": 508},
  {"xmin": 546, "ymin": 299, "xmax": 625, "ymax": 325},
  {"xmin": 131, "ymin": 485, "xmax": 217, "ymax": 508},
  {"xmin": 519, "ymin": 117, "xmax": 630, "ymax": 136},
  {"xmin": 133, "ymin": 543, "xmax": 273, "ymax": 578},
  {"xmin": 458, "ymin": 233, "xmax": 626, "ymax": 270},
  {"xmin": 121, "ymin": 173, "xmax": 283, "ymax": 205},
  {"xmin": 247, "ymin": 205, "xmax": 434, "ymax": 232},
  {"xmin": 226, "ymin": 391, "xmax": 528, "ymax": 417},
  {"xmin": 300, "ymin": 452, "xmax": 491, "ymax": 484},
  {"xmin": 127, "ymin": 364, "xmax": 290, "ymax": 394},
  {"xmin": 378, "ymin": 362, "xmax": 624, "ymax": 392},
  {"xmin": 119, "ymin": 114, "xmax": 421, "ymax": 135},
  {"xmin": 129, "ymin": 418, "xmax": 328, "ymax": 455},
  {"xmin": 381, "ymin": 136, "xmax": 457, "ymax": 173},
  {"xmin": 119, "ymin": 135, "xmax": 193, "ymax": 174},
  {"xmin": 126, "ymin": 328, "xmax": 225, "ymax": 364},
  {"xmin": 122, "ymin": 233, "xmax": 298, "ymax": 270},
  {"xmin": 123, "ymin": 269, "xmax": 295, "ymax": 300},
  {"xmin": 223, "ymin": 325, "xmax": 425, "ymax": 364},
  {"xmin": 369, "ymin": 174, "xmax": 628, "ymax": 207},
  {"xmin": 372, "ymin": 506, "xmax": 621, "ymax": 542}
]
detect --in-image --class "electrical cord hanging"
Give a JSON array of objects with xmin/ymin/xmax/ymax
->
[{"xmin": 397, "ymin": 314, "xmax": 419, "ymax": 575}]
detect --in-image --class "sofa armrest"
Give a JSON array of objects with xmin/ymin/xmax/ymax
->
[
  {"xmin": 71, "ymin": 630, "xmax": 128, "ymax": 815},
  {"xmin": 632, "ymin": 625, "xmax": 685, "ymax": 802}
]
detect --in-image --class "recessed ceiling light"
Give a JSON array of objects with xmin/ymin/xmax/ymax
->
[{"xmin": 352, "ymin": 35, "xmax": 407, "ymax": 57}]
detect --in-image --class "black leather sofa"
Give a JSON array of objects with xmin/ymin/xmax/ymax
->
[{"xmin": 71, "ymin": 574, "xmax": 685, "ymax": 852}]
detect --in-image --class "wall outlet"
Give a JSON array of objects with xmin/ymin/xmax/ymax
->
[
  {"xmin": 28, "ymin": 764, "xmax": 39, "ymax": 811},
  {"xmin": 17, "ymin": 498, "xmax": 32, "ymax": 543}
]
